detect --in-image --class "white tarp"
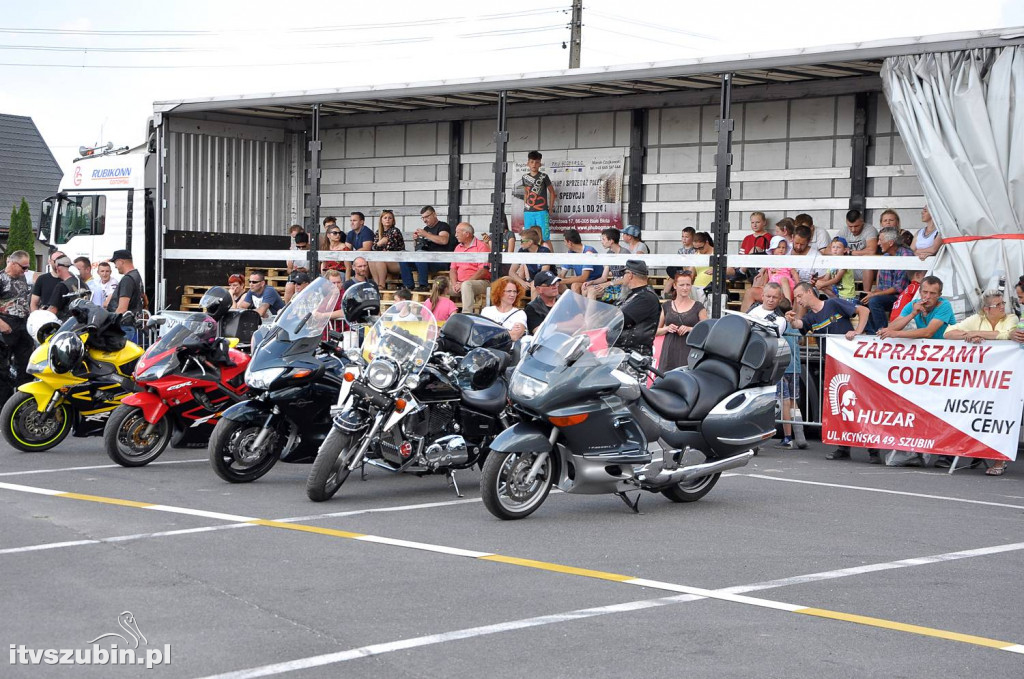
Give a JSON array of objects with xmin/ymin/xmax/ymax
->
[{"xmin": 881, "ymin": 47, "xmax": 1024, "ymax": 313}]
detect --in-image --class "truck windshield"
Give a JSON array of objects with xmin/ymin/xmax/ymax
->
[{"xmin": 56, "ymin": 195, "xmax": 106, "ymax": 244}]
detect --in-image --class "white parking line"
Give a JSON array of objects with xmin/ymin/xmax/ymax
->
[
  {"xmin": 197, "ymin": 539, "xmax": 1024, "ymax": 678},
  {"xmin": 196, "ymin": 593, "xmax": 707, "ymax": 679},
  {"xmin": 0, "ymin": 497, "xmax": 482, "ymax": 557},
  {"xmin": 739, "ymin": 473, "xmax": 1024, "ymax": 510},
  {"xmin": 0, "ymin": 458, "xmax": 207, "ymax": 477}
]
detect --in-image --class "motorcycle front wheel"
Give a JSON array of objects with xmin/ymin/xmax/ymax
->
[
  {"xmin": 104, "ymin": 405, "xmax": 172, "ymax": 467},
  {"xmin": 661, "ymin": 472, "xmax": 721, "ymax": 503},
  {"xmin": 306, "ymin": 429, "xmax": 354, "ymax": 502},
  {"xmin": 208, "ymin": 418, "xmax": 283, "ymax": 483},
  {"xmin": 481, "ymin": 450, "xmax": 553, "ymax": 520},
  {"xmin": 1, "ymin": 392, "xmax": 71, "ymax": 452}
]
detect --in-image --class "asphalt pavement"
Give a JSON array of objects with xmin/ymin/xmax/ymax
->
[{"xmin": 1, "ymin": 435, "xmax": 1022, "ymax": 678}]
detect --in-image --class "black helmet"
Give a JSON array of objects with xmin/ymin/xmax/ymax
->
[
  {"xmin": 456, "ymin": 348, "xmax": 501, "ymax": 391},
  {"xmin": 200, "ymin": 286, "xmax": 233, "ymax": 321},
  {"xmin": 48, "ymin": 331, "xmax": 84, "ymax": 374},
  {"xmin": 342, "ymin": 282, "xmax": 380, "ymax": 324}
]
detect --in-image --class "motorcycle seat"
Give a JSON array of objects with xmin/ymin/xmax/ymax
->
[
  {"xmin": 641, "ymin": 360, "xmax": 739, "ymax": 422},
  {"xmin": 461, "ymin": 378, "xmax": 508, "ymax": 414}
]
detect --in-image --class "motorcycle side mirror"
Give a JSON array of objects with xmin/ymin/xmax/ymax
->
[{"xmin": 564, "ymin": 334, "xmax": 589, "ymax": 363}]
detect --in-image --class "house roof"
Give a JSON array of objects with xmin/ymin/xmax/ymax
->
[
  {"xmin": 0, "ymin": 113, "xmax": 62, "ymax": 229},
  {"xmin": 155, "ymin": 26, "xmax": 1024, "ymax": 122}
]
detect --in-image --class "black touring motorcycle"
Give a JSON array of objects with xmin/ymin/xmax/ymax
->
[{"xmin": 306, "ymin": 302, "xmax": 516, "ymax": 502}]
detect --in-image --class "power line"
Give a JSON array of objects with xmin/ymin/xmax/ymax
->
[
  {"xmin": 0, "ymin": 7, "xmax": 567, "ymax": 37},
  {"xmin": 587, "ymin": 10, "xmax": 718, "ymax": 41},
  {"xmin": 0, "ymin": 41, "xmax": 565, "ymax": 70},
  {"xmin": 585, "ymin": 23, "xmax": 699, "ymax": 50}
]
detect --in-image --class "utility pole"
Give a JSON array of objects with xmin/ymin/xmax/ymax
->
[{"xmin": 568, "ymin": 0, "xmax": 583, "ymax": 68}]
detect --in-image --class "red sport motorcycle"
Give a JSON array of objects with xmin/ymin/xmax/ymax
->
[{"xmin": 104, "ymin": 290, "xmax": 251, "ymax": 467}]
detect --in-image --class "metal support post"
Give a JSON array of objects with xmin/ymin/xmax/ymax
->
[
  {"xmin": 447, "ymin": 121, "xmax": 463, "ymax": 226},
  {"xmin": 489, "ymin": 91, "xmax": 509, "ymax": 274},
  {"xmin": 849, "ymin": 92, "xmax": 869, "ymax": 213},
  {"xmin": 153, "ymin": 115, "xmax": 166, "ymax": 309},
  {"xmin": 307, "ymin": 104, "xmax": 322, "ymax": 275},
  {"xmin": 710, "ymin": 73, "xmax": 734, "ymax": 319},
  {"xmin": 627, "ymin": 109, "xmax": 646, "ymax": 229}
]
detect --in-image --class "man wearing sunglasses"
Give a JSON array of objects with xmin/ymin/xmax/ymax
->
[
  {"xmin": 239, "ymin": 270, "xmax": 284, "ymax": 318},
  {"xmin": 0, "ymin": 250, "xmax": 34, "ymax": 384}
]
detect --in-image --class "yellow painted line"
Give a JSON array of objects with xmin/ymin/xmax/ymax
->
[
  {"xmin": 249, "ymin": 518, "xmax": 366, "ymax": 539},
  {"xmin": 480, "ymin": 554, "xmax": 635, "ymax": 582},
  {"xmin": 5, "ymin": 481, "xmax": 1024, "ymax": 655},
  {"xmin": 797, "ymin": 608, "xmax": 1022, "ymax": 651},
  {"xmin": 58, "ymin": 491, "xmax": 155, "ymax": 509}
]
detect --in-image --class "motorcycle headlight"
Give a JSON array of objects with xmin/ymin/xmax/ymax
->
[
  {"xmin": 510, "ymin": 372, "xmax": 545, "ymax": 400},
  {"xmin": 27, "ymin": 358, "xmax": 49, "ymax": 375},
  {"xmin": 137, "ymin": 362, "xmax": 172, "ymax": 381},
  {"xmin": 246, "ymin": 366, "xmax": 286, "ymax": 390},
  {"xmin": 366, "ymin": 358, "xmax": 399, "ymax": 391}
]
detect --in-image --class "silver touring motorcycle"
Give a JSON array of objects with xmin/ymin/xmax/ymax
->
[{"xmin": 480, "ymin": 291, "xmax": 790, "ymax": 520}]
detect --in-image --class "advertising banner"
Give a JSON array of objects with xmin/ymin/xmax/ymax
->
[
  {"xmin": 510, "ymin": 153, "xmax": 624, "ymax": 234},
  {"xmin": 822, "ymin": 338, "xmax": 1024, "ymax": 460}
]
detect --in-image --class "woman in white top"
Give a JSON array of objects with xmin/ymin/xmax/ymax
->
[
  {"xmin": 480, "ymin": 276, "xmax": 527, "ymax": 341},
  {"xmin": 911, "ymin": 205, "xmax": 943, "ymax": 260}
]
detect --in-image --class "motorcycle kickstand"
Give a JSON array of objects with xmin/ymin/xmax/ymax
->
[
  {"xmin": 446, "ymin": 470, "xmax": 464, "ymax": 498},
  {"xmin": 615, "ymin": 491, "xmax": 641, "ymax": 514},
  {"xmin": 360, "ymin": 459, "xmax": 368, "ymax": 481}
]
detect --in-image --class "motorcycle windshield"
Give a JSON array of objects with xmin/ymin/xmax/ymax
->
[
  {"xmin": 522, "ymin": 291, "xmax": 626, "ymax": 373},
  {"xmin": 137, "ymin": 314, "xmax": 208, "ymax": 374},
  {"xmin": 272, "ymin": 278, "xmax": 340, "ymax": 342},
  {"xmin": 361, "ymin": 302, "xmax": 438, "ymax": 377}
]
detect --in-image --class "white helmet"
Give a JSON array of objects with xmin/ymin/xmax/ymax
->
[{"xmin": 27, "ymin": 310, "xmax": 61, "ymax": 345}]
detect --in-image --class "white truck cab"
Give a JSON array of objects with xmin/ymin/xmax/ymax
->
[{"xmin": 38, "ymin": 142, "xmax": 155, "ymax": 306}]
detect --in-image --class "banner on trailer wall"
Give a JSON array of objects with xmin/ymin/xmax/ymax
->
[
  {"xmin": 822, "ymin": 338, "xmax": 1024, "ymax": 461},
  {"xmin": 509, "ymin": 153, "xmax": 624, "ymax": 235}
]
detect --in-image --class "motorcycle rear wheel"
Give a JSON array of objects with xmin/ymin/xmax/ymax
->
[
  {"xmin": 660, "ymin": 472, "xmax": 721, "ymax": 503},
  {"xmin": 208, "ymin": 418, "xmax": 282, "ymax": 483},
  {"xmin": 1, "ymin": 392, "xmax": 71, "ymax": 452},
  {"xmin": 306, "ymin": 429, "xmax": 354, "ymax": 502},
  {"xmin": 104, "ymin": 404, "xmax": 172, "ymax": 467},
  {"xmin": 481, "ymin": 450, "xmax": 553, "ymax": 520}
]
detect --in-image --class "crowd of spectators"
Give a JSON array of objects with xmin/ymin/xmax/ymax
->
[{"xmin": 222, "ymin": 202, "xmax": 1020, "ymax": 474}]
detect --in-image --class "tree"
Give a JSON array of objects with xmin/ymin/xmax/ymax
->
[{"xmin": 6, "ymin": 198, "xmax": 36, "ymax": 261}]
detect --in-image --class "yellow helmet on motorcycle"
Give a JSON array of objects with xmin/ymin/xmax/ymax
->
[
  {"xmin": 48, "ymin": 331, "xmax": 85, "ymax": 374},
  {"xmin": 27, "ymin": 310, "xmax": 60, "ymax": 345}
]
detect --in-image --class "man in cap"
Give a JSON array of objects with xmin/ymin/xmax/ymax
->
[
  {"xmin": 524, "ymin": 270, "xmax": 561, "ymax": 335},
  {"xmin": 613, "ymin": 259, "xmax": 661, "ymax": 356},
  {"xmin": 46, "ymin": 255, "xmax": 88, "ymax": 321},
  {"xmin": 106, "ymin": 250, "xmax": 145, "ymax": 342},
  {"xmin": 283, "ymin": 271, "xmax": 312, "ymax": 305}
]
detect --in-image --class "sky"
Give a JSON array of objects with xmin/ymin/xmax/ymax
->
[{"xmin": 2, "ymin": 0, "xmax": 1022, "ymax": 179}]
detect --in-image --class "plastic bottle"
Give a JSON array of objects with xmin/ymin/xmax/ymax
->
[{"xmin": 1018, "ymin": 319, "xmax": 1024, "ymax": 349}]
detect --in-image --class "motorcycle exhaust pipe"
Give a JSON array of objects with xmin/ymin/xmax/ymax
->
[{"xmin": 649, "ymin": 451, "xmax": 754, "ymax": 486}]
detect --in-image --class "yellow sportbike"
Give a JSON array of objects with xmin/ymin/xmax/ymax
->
[{"xmin": 1, "ymin": 302, "xmax": 142, "ymax": 452}]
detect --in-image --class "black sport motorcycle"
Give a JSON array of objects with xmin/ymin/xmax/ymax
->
[
  {"xmin": 208, "ymin": 278, "xmax": 353, "ymax": 483},
  {"xmin": 305, "ymin": 306, "xmax": 516, "ymax": 502},
  {"xmin": 480, "ymin": 292, "xmax": 790, "ymax": 520}
]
